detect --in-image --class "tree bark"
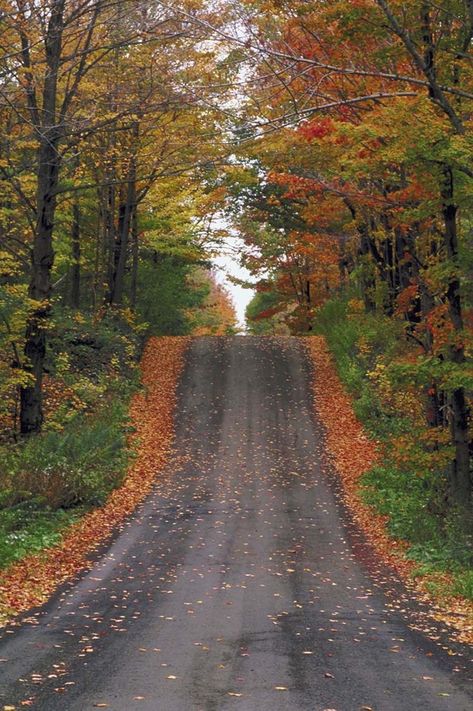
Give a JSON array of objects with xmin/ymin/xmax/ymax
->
[
  {"xmin": 109, "ymin": 122, "xmax": 139, "ymax": 305},
  {"xmin": 70, "ymin": 197, "xmax": 81, "ymax": 309},
  {"xmin": 130, "ymin": 206, "xmax": 139, "ymax": 310},
  {"xmin": 20, "ymin": 1, "xmax": 65, "ymax": 435},
  {"xmin": 441, "ymin": 167, "xmax": 471, "ymax": 508}
]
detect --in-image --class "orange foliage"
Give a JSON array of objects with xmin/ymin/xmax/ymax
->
[
  {"xmin": 394, "ymin": 283, "xmax": 419, "ymax": 316},
  {"xmin": 191, "ymin": 272, "xmax": 237, "ymax": 336},
  {"xmin": 426, "ymin": 304, "xmax": 454, "ymax": 350}
]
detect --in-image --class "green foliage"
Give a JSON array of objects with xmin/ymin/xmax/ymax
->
[
  {"xmin": 245, "ymin": 289, "xmax": 284, "ymax": 334},
  {"xmin": 0, "ymin": 278, "xmax": 35, "ymax": 421},
  {"xmin": 0, "ymin": 506, "xmax": 79, "ymax": 569},
  {"xmin": 451, "ymin": 570, "xmax": 473, "ymax": 599},
  {"xmin": 0, "ymin": 393, "xmax": 133, "ymax": 567},
  {"xmin": 47, "ymin": 308, "xmax": 144, "ymax": 382},
  {"xmin": 389, "ymin": 357, "xmax": 473, "ymax": 393},
  {"xmin": 315, "ymin": 297, "xmax": 406, "ymax": 438},
  {"xmin": 1, "ymin": 397, "xmax": 133, "ymax": 510},
  {"xmin": 136, "ymin": 255, "xmax": 206, "ymax": 336},
  {"xmin": 362, "ymin": 465, "xmax": 441, "ymax": 545}
]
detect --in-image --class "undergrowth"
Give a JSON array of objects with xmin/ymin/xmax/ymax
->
[
  {"xmin": 0, "ymin": 396, "xmax": 135, "ymax": 568},
  {"xmin": 315, "ymin": 296, "xmax": 473, "ymax": 600},
  {"xmin": 0, "ymin": 310, "xmax": 139, "ymax": 570}
]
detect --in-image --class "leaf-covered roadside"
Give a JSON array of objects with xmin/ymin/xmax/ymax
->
[
  {"xmin": 0, "ymin": 337, "xmax": 189, "ymax": 625},
  {"xmin": 306, "ymin": 335, "xmax": 473, "ymax": 646}
]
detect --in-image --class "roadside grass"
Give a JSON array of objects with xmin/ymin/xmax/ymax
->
[
  {"xmin": 0, "ymin": 505, "xmax": 81, "ymax": 569},
  {"xmin": 0, "ymin": 309, "xmax": 141, "ymax": 573},
  {"xmin": 314, "ymin": 296, "xmax": 473, "ymax": 601},
  {"xmin": 0, "ymin": 395, "xmax": 135, "ymax": 570}
]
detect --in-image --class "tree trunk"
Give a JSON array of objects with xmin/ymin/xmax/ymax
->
[
  {"xmin": 420, "ymin": 284, "xmax": 443, "ymax": 428},
  {"xmin": 109, "ymin": 123, "xmax": 139, "ymax": 305},
  {"xmin": 130, "ymin": 206, "xmax": 139, "ymax": 310},
  {"xmin": 441, "ymin": 167, "xmax": 471, "ymax": 508},
  {"xmin": 20, "ymin": 1, "xmax": 65, "ymax": 435},
  {"xmin": 93, "ymin": 194, "xmax": 104, "ymax": 309},
  {"xmin": 105, "ymin": 182, "xmax": 117, "ymax": 303},
  {"xmin": 358, "ymin": 224, "xmax": 377, "ymax": 311},
  {"xmin": 20, "ymin": 136, "xmax": 61, "ymax": 434},
  {"xmin": 70, "ymin": 198, "xmax": 81, "ymax": 309}
]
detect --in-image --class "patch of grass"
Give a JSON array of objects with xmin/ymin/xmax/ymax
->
[
  {"xmin": 412, "ymin": 568, "xmax": 473, "ymax": 602},
  {"xmin": 0, "ymin": 388, "xmax": 136, "ymax": 568},
  {"xmin": 362, "ymin": 465, "xmax": 473, "ymax": 599},
  {"xmin": 451, "ymin": 570, "xmax": 473, "ymax": 599},
  {"xmin": 0, "ymin": 504, "xmax": 80, "ymax": 569},
  {"xmin": 361, "ymin": 465, "xmax": 439, "ymax": 544},
  {"xmin": 1, "ymin": 398, "xmax": 133, "ymax": 510}
]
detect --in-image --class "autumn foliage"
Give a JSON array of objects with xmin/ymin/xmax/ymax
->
[{"xmin": 228, "ymin": 0, "xmax": 473, "ymax": 524}]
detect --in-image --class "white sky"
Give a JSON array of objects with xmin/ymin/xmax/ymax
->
[{"xmin": 213, "ymin": 235, "xmax": 254, "ymax": 330}]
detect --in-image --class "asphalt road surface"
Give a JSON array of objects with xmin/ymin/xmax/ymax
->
[{"xmin": 1, "ymin": 337, "xmax": 472, "ymax": 711}]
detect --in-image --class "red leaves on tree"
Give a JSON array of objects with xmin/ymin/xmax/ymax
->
[
  {"xmin": 426, "ymin": 304, "xmax": 454, "ymax": 351},
  {"xmin": 394, "ymin": 283, "xmax": 419, "ymax": 316},
  {"xmin": 299, "ymin": 117, "xmax": 334, "ymax": 142}
]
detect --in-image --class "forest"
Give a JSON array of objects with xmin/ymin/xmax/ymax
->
[{"xmin": 0, "ymin": 0, "xmax": 472, "ymax": 611}]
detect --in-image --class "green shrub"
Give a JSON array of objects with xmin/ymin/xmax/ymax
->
[
  {"xmin": 451, "ymin": 570, "xmax": 473, "ymax": 599},
  {"xmin": 0, "ymin": 399, "xmax": 133, "ymax": 510},
  {"xmin": 315, "ymin": 296, "xmax": 403, "ymax": 439},
  {"xmin": 48, "ymin": 307, "xmax": 143, "ymax": 382},
  {"xmin": 362, "ymin": 465, "xmax": 438, "ymax": 544},
  {"xmin": 0, "ymin": 392, "xmax": 135, "ymax": 567}
]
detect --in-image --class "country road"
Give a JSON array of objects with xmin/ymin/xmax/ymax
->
[{"xmin": 0, "ymin": 337, "xmax": 472, "ymax": 711}]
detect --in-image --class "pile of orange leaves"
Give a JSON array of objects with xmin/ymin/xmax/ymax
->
[{"xmin": 0, "ymin": 337, "xmax": 189, "ymax": 625}]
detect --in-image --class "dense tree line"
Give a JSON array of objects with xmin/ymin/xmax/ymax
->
[
  {"xmin": 0, "ymin": 0, "xmax": 235, "ymax": 437},
  {"xmin": 0, "ymin": 0, "xmax": 471, "ymax": 568}
]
